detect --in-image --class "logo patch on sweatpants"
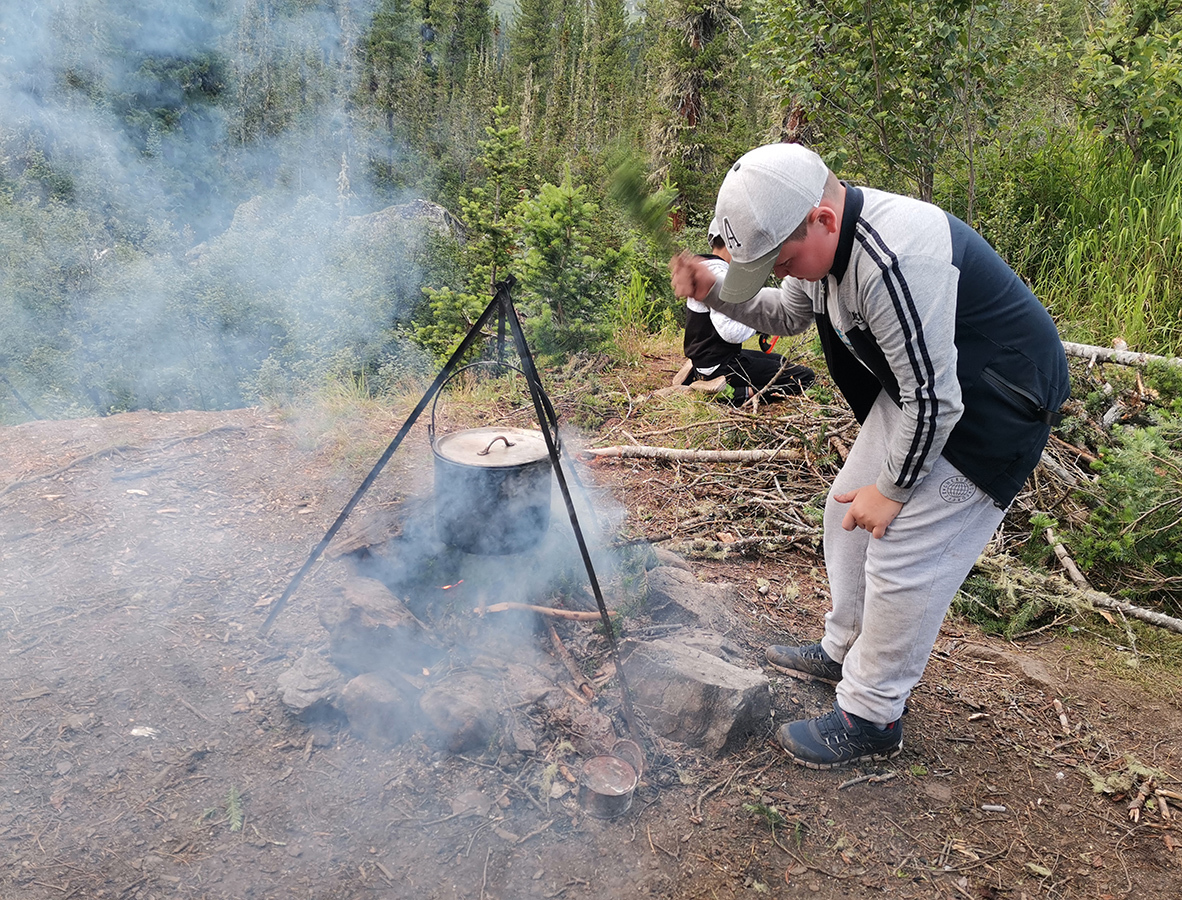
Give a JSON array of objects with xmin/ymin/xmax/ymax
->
[{"xmin": 939, "ymin": 476, "xmax": 976, "ymax": 503}]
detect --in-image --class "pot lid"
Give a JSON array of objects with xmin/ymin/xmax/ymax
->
[{"xmin": 433, "ymin": 426, "xmax": 552, "ymax": 467}]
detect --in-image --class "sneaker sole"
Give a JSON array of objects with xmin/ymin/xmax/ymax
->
[
  {"xmin": 786, "ymin": 741, "xmax": 903, "ymax": 770},
  {"xmin": 767, "ymin": 661, "xmax": 841, "ymax": 686}
]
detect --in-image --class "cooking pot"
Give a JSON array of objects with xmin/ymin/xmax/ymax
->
[{"xmin": 430, "ymin": 365, "xmax": 558, "ymax": 556}]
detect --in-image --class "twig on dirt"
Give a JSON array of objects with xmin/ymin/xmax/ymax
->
[
  {"xmin": 147, "ymin": 748, "xmax": 210, "ymax": 793},
  {"xmin": 479, "ymin": 847, "xmax": 491, "ymax": 900},
  {"xmin": 156, "ymin": 690, "xmax": 212, "ymax": 723},
  {"xmin": 559, "ymin": 684, "xmax": 590, "ymax": 706},
  {"xmin": 28, "ymin": 881, "xmax": 70, "ymax": 893},
  {"xmin": 1052, "ymin": 699, "xmax": 1071, "ymax": 736},
  {"xmin": 390, "ymin": 811, "xmax": 463, "ymax": 828},
  {"xmin": 456, "ymin": 755, "xmax": 552, "ymax": 814},
  {"xmin": 935, "ymin": 845, "xmax": 1011, "ymax": 874},
  {"xmin": 647, "ymin": 824, "xmax": 680, "ymax": 859},
  {"xmin": 771, "ymin": 834, "xmax": 850, "ymax": 880},
  {"xmin": 838, "ymin": 771, "xmax": 897, "ymax": 790},
  {"xmin": 1156, "ymin": 791, "xmax": 1172, "ymax": 821},
  {"xmin": 520, "ymin": 820, "xmax": 554, "ymax": 843},
  {"xmin": 693, "ymin": 751, "xmax": 773, "ymax": 821}
]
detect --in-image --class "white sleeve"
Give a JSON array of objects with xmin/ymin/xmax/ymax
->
[{"xmin": 709, "ymin": 309, "xmax": 756, "ymax": 344}]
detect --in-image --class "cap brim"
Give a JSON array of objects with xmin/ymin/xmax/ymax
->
[{"xmin": 718, "ymin": 244, "xmax": 780, "ymax": 305}]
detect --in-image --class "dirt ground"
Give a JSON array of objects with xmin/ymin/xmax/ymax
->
[{"xmin": 3, "ymin": 359, "xmax": 1182, "ymax": 900}]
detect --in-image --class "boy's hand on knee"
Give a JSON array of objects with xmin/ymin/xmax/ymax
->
[{"xmin": 834, "ymin": 485, "xmax": 904, "ymax": 539}]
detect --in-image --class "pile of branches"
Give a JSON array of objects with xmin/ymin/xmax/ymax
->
[{"xmin": 584, "ymin": 341, "xmax": 1182, "ymax": 634}]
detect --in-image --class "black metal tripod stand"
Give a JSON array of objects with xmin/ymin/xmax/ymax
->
[{"xmin": 258, "ymin": 276, "xmax": 639, "ymax": 737}]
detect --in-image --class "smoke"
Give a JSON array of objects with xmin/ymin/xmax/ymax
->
[{"xmin": 0, "ymin": 0, "xmax": 442, "ymax": 420}]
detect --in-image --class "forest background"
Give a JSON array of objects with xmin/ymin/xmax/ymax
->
[{"xmin": 2, "ymin": 0, "xmax": 1182, "ymax": 617}]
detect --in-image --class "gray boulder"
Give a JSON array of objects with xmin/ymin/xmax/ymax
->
[{"xmin": 621, "ymin": 635, "xmax": 771, "ymax": 753}]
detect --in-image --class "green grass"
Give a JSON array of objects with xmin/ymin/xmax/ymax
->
[{"xmin": 1035, "ymin": 135, "xmax": 1182, "ymax": 355}]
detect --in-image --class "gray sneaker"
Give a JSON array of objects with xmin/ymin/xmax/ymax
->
[
  {"xmin": 765, "ymin": 643, "xmax": 843, "ymax": 685},
  {"xmin": 776, "ymin": 702, "xmax": 902, "ymax": 769}
]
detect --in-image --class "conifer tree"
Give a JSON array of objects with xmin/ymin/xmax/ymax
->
[
  {"xmin": 516, "ymin": 167, "xmax": 633, "ymax": 357},
  {"xmin": 587, "ymin": 0, "xmax": 633, "ymax": 150},
  {"xmin": 645, "ymin": 0, "xmax": 761, "ymax": 225},
  {"xmin": 416, "ymin": 103, "xmax": 526, "ymax": 356},
  {"xmin": 358, "ymin": 0, "xmax": 420, "ymax": 185}
]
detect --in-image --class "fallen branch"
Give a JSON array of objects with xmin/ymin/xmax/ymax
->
[
  {"xmin": 1062, "ymin": 341, "xmax": 1182, "ymax": 369},
  {"xmin": 479, "ymin": 602, "xmax": 616, "ymax": 622},
  {"xmin": 1040, "ymin": 450, "xmax": 1080, "ymax": 487},
  {"xmin": 1045, "ymin": 528, "xmax": 1092, "ymax": 591},
  {"xmin": 548, "ymin": 623, "xmax": 595, "ymax": 700},
  {"xmin": 1129, "ymin": 777, "xmax": 1155, "ymax": 822},
  {"xmin": 978, "ymin": 551, "xmax": 1182, "ymax": 636},
  {"xmin": 666, "ymin": 532, "xmax": 818, "ymax": 558},
  {"xmin": 582, "ymin": 444, "xmax": 801, "ymax": 463}
]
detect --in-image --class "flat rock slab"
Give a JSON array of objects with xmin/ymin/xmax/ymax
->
[
  {"xmin": 643, "ymin": 566, "xmax": 740, "ymax": 632},
  {"xmin": 621, "ymin": 634, "xmax": 771, "ymax": 753}
]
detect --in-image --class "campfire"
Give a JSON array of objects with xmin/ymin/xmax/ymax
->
[{"xmin": 270, "ymin": 278, "xmax": 773, "ymax": 819}]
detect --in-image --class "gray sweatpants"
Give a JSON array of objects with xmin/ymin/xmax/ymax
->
[{"xmin": 819, "ymin": 393, "xmax": 1007, "ymax": 725}]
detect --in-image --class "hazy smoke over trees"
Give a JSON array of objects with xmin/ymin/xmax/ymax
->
[{"xmin": 0, "ymin": 0, "xmax": 445, "ymax": 421}]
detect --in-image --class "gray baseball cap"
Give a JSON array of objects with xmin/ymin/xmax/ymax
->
[{"xmin": 714, "ymin": 143, "xmax": 828, "ymax": 304}]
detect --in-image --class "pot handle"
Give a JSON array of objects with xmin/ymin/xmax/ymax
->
[
  {"xmin": 477, "ymin": 435, "xmax": 516, "ymax": 456},
  {"xmin": 429, "ymin": 361, "xmax": 561, "ymax": 454}
]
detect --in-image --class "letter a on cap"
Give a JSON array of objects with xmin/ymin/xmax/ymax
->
[{"xmin": 722, "ymin": 217, "xmax": 741, "ymax": 252}]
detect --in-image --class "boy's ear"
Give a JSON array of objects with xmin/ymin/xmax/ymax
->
[{"xmin": 815, "ymin": 204, "xmax": 839, "ymax": 233}]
